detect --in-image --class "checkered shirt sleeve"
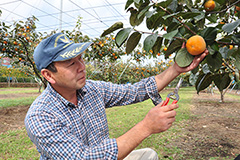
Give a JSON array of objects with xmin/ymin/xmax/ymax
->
[
  {"xmin": 25, "ymin": 76, "xmax": 161, "ymax": 159},
  {"xmin": 92, "ymin": 76, "xmax": 162, "ymax": 107}
]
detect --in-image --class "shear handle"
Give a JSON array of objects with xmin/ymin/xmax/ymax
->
[{"xmin": 161, "ymin": 92, "xmax": 179, "ymax": 106}]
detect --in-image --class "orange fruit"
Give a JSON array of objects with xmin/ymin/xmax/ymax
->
[
  {"xmin": 220, "ymin": 21, "xmax": 225, "ymax": 24},
  {"xmin": 229, "ymin": 45, "xmax": 233, "ymax": 50},
  {"xmin": 163, "ymin": 47, "xmax": 167, "ymax": 51},
  {"xmin": 186, "ymin": 35, "xmax": 206, "ymax": 56},
  {"xmin": 204, "ymin": 0, "xmax": 215, "ymax": 12},
  {"xmin": 236, "ymin": 6, "xmax": 240, "ymax": 11}
]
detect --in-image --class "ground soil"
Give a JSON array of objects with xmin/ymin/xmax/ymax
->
[
  {"xmin": 167, "ymin": 92, "xmax": 240, "ymax": 160},
  {"xmin": 0, "ymin": 89, "xmax": 239, "ymax": 159}
]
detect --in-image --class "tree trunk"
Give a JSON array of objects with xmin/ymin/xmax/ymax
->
[{"xmin": 220, "ymin": 91, "xmax": 224, "ymax": 103}]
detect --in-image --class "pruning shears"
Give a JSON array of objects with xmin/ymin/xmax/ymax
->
[{"xmin": 161, "ymin": 78, "xmax": 183, "ymax": 106}]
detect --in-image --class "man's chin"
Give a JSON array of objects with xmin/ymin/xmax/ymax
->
[{"xmin": 76, "ymin": 79, "xmax": 86, "ymax": 89}]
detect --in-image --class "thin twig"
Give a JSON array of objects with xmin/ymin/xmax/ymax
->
[
  {"xmin": 156, "ymin": 5, "xmax": 197, "ymax": 35},
  {"xmin": 208, "ymin": 0, "xmax": 240, "ymax": 14},
  {"xmin": 222, "ymin": 59, "xmax": 235, "ymax": 72}
]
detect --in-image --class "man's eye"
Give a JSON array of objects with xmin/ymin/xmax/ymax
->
[{"xmin": 69, "ymin": 62, "xmax": 75, "ymax": 66}]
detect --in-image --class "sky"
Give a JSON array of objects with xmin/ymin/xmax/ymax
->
[
  {"xmin": 0, "ymin": 0, "xmax": 132, "ymax": 38},
  {"xmin": 0, "ymin": 0, "xmax": 166, "ymax": 66}
]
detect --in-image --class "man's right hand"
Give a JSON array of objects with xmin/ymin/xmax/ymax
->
[
  {"xmin": 141, "ymin": 101, "xmax": 179, "ymax": 135},
  {"xmin": 116, "ymin": 101, "xmax": 178, "ymax": 160}
]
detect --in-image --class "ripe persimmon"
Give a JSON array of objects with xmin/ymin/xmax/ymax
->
[
  {"xmin": 186, "ymin": 35, "xmax": 206, "ymax": 56},
  {"xmin": 236, "ymin": 6, "xmax": 240, "ymax": 11},
  {"xmin": 204, "ymin": 0, "xmax": 215, "ymax": 12}
]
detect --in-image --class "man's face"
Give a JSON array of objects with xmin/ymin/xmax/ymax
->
[{"xmin": 51, "ymin": 54, "xmax": 86, "ymax": 91}]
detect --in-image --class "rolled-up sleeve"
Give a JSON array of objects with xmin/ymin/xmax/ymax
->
[{"xmin": 93, "ymin": 76, "xmax": 162, "ymax": 107}]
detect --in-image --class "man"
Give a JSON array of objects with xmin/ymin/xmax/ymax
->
[{"xmin": 25, "ymin": 33, "xmax": 207, "ymax": 159}]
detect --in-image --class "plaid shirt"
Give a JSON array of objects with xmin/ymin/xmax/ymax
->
[{"xmin": 25, "ymin": 76, "xmax": 162, "ymax": 159}]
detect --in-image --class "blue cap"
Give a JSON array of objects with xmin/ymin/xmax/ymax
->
[{"xmin": 33, "ymin": 33, "xmax": 92, "ymax": 71}]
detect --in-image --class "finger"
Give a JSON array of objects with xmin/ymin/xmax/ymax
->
[
  {"xmin": 162, "ymin": 104, "xmax": 179, "ymax": 112},
  {"xmin": 167, "ymin": 117, "xmax": 176, "ymax": 125},
  {"xmin": 156, "ymin": 100, "xmax": 166, "ymax": 108},
  {"xmin": 164, "ymin": 109, "xmax": 177, "ymax": 119},
  {"xmin": 195, "ymin": 49, "xmax": 208, "ymax": 61},
  {"xmin": 168, "ymin": 109, "xmax": 177, "ymax": 118},
  {"xmin": 181, "ymin": 42, "xmax": 186, "ymax": 48}
]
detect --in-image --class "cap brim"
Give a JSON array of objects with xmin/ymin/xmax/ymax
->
[{"xmin": 53, "ymin": 42, "xmax": 92, "ymax": 62}]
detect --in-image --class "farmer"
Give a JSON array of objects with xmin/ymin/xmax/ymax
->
[{"xmin": 25, "ymin": 33, "xmax": 207, "ymax": 160}]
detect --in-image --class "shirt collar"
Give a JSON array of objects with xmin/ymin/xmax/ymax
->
[{"xmin": 46, "ymin": 83, "xmax": 87, "ymax": 109}]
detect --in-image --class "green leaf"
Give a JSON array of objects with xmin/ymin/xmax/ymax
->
[
  {"xmin": 143, "ymin": 32, "xmax": 158, "ymax": 52},
  {"xmin": 222, "ymin": 19, "xmax": 240, "ymax": 33},
  {"xmin": 167, "ymin": 22, "xmax": 180, "ymax": 32},
  {"xmin": 152, "ymin": 37, "xmax": 163, "ymax": 55},
  {"xmin": 175, "ymin": 48, "xmax": 194, "ymax": 67},
  {"xmin": 156, "ymin": 0, "xmax": 173, "ymax": 8},
  {"xmin": 163, "ymin": 29, "xmax": 178, "ymax": 40},
  {"xmin": 130, "ymin": 9, "xmax": 144, "ymax": 26},
  {"xmin": 115, "ymin": 28, "xmax": 132, "ymax": 48},
  {"xmin": 202, "ymin": 64, "xmax": 211, "ymax": 74},
  {"xmin": 179, "ymin": 12, "xmax": 201, "ymax": 19},
  {"xmin": 101, "ymin": 22, "xmax": 123, "ymax": 37},
  {"xmin": 167, "ymin": 0, "xmax": 178, "ymax": 12},
  {"xmin": 162, "ymin": 12, "xmax": 178, "ymax": 20},
  {"xmin": 134, "ymin": 0, "xmax": 140, "ymax": 3},
  {"xmin": 165, "ymin": 39, "xmax": 183, "ymax": 57},
  {"xmin": 191, "ymin": 9, "xmax": 205, "ymax": 21},
  {"xmin": 235, "ymin": 53, "xmax": 240, "ymax": 70},
  {"xmin": 196, "ymin": 73, "xmax": 213, "ymax": 94},
  {"xmin": 206, "ymin": 52, "xmax": 222, "ymax": 72},
  {"xmin": 207, "ymin": 45, "xmax": 216, "ymax": 56},
  {"xmin": 235, "ymin": 71, "xmax": 239, "ymax": 82},
  {"xmin": 137, "ymin": 5, "xmax": 152, "ymax": 19},
  {"xmin": 146, "ymin": 12, "xmax": 165, "ymax": 30},
  {"xmin": 219, "ymin": 47, "xmax": 229, "ymax": 59},
  {"xmin": 201, "ymin": 27, "xmax": 217, "ymax": 45},
  {"xmin": 125, "ymin": 0, "xmax": 134, "ymax": 10},
  {"xmin": 206, "ymin": 13, "xmax": 217, "ymax": 23},
  {"xmin": 191, "ymin": 66, "xmax": 199, "ymax": 75},
  {"xmin": 214, "ymin": 73, "xmax": 231, "ymax": 91},
  {"xmin": 126, "ymin": 32, "xmax": 142, "ymax": 54},
  {"xmin": 189, "ymin": 72, "xmax": 199, "ymax": 86}
]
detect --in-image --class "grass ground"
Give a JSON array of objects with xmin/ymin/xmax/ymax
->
[{"xmin": 0, "ymin": 87, "xmax": 239, "ymax": 159}]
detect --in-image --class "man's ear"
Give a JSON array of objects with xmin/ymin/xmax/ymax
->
[{"xmin": 41, "ymin": 69, "xmax": 56, "ymax": 84}]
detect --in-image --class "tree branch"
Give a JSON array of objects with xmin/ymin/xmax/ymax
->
[
  {"xmin": 18, "ymin": 38, "xmax": 47, "ymax": 88},
  {"xmin": 156, "ymin": 4, "xmax": 197, "ymax": 35},
  {"xmin": 208, "ymin": 0, "xmax": 240, "ymax": 14}
]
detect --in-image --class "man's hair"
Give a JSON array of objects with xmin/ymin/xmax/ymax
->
[{"xmin": 46, "ymin": 62, "xmax": 57, "ymax": 73}]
